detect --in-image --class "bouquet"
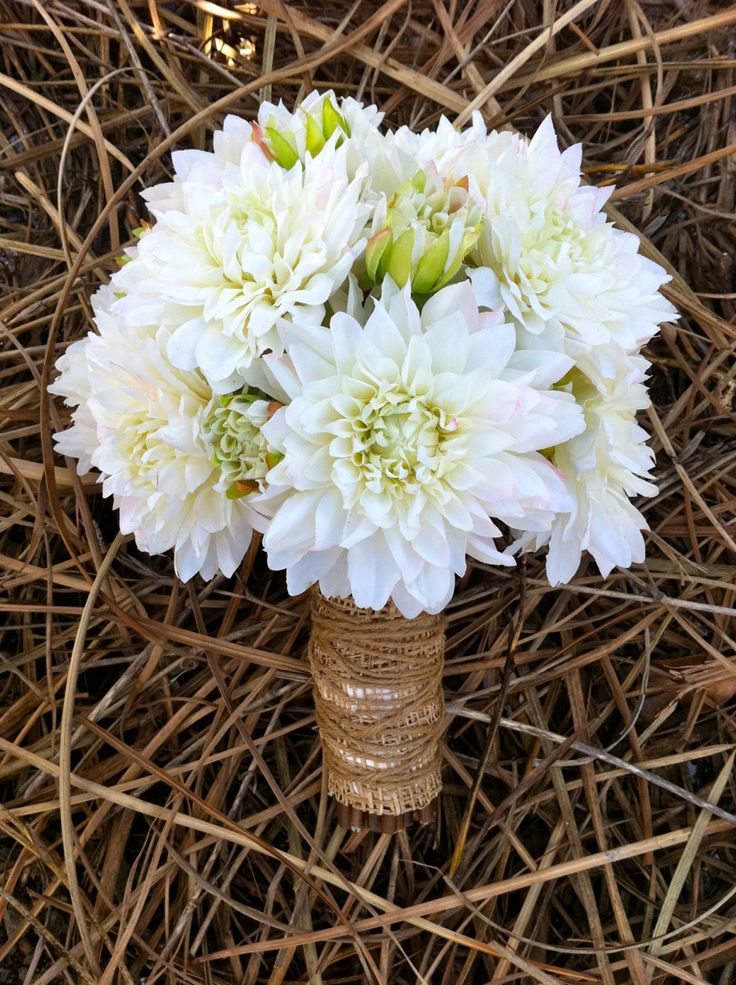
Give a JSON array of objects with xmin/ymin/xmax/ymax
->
[{"xmin": 51, "ymin": 93, "xmax": 676, "ymax": 825}]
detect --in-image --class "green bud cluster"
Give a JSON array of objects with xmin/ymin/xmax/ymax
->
[
  {"xmin": 263, "ymin": 97, "xmax": 350, "ymax": 170},
  {"xmin": 364, "ymin": 169, "xmax": 483, "ymax": 295}
]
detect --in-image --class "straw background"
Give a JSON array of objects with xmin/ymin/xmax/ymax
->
[{"xmin": 1, "ymin": 1, "xmax": 736, "ymax": 982}]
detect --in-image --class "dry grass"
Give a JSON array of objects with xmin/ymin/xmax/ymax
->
[{"xmin": 1, "ymin": 1, "xmax": 736, "ymax": 982}]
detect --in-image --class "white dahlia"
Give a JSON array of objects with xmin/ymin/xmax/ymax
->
[
  {"xmin": 470, "ymin": 116, "xmax": 677, "ymax": 349},
  {"xmin": 258, "ymin": 279, "xmax": 584, "ymax": 617},
  {"xmin": 512, "ymin": 349, "xmax": 658, "ymax": 583},
  {"xmin": 50, "ymin": 287, "xmax": 269, "ymax": 581},
  {"xmin": 383, "ymin": 114, "xmax": 676, "ymax": 351},
  {"xmin": 124, "ymin": 136, "xmax": 370, "ymax": 393}
]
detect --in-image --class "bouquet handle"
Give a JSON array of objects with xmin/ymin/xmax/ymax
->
[{"xmin": 309, "ymin": 589, "xmax": 445, "ymax": 830}]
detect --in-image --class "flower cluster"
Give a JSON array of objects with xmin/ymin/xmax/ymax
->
[{"xmin": 51, "ymin": 95, "xmax": 675, "ymax": 614}]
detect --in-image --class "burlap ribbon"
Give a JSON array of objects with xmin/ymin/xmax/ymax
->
[{"xmin": 309, "ymin": 589, "xmax": 445, "ymax": 818}]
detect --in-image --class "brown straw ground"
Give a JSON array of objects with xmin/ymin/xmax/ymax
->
[{"xmin": 1, "ymin": 1, "xmax": 735, "ymax": 982}]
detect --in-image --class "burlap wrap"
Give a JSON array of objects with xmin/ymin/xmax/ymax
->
[{"xmin": 308, "ymin": 589, "xmax": 445, "ymax": 817}]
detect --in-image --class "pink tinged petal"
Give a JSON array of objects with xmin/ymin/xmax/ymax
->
[
  {"xmin": 421, "ymin": 281, "xmax": 479, "ymax": 332},
  {"xmin": 476, "ymin": 379, "xmax": 525, "ymax": 424},
  {"xmin": 474, "ymin": 456, "xmax": 516, "ymax": 502},
  {"xmin": 347, "ymin": 533, "xmax": 400, "ymax": 611}
]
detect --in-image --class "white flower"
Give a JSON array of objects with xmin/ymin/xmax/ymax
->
[
  {"xmin": 470, "ymin": 116, "xmax": 677, "ymax": 349},
  {"xmin": 126, "ymin": 136, "xmax": 371, "ymax": 393},
  {"xmin": 50, "ymin": 287, "xmax": 268, "ymax": 580},
  {"xmin": 385, "ymin": 114, "xmax": 676, "ymax": 352},
  {"xmin": 258, "ymin": 279, "xmax": 584, "ymax": 617},
  {"xmin": 512, "ymin": 349, "xmax": 657, "ymax": 583}
]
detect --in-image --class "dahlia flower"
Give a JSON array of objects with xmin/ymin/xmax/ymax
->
[
  {"xmin": 128, "ymin": 135, "xmax": 371, "ymax": 393},
  {"xmin": 49, "ymin": 100, "xmax": 676, "ymax": 605},
  {"xmin": 471, "ymin": 117, "xmax": 676, "ymax": 351},
  {"xmin": 512, "ymin": 349, "xmax": 658, "ymax": 583},
  {"xmin": 50, "ymin": 287, "xmax": 267, "ymax": 580},
  {"xmin": 258, "ymin": 279, "xmax": 584, "ymax": 617},
  {"xmin": 383, "ymin": 114, "xmax": 676, "ymax": 352}
]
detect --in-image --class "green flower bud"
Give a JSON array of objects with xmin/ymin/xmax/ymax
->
[
  {"xmin": 364, "ymin": 168, "xmax": 483, "ymax": 295},
  {"xmin": 262, "ymin": 96, "xmax": 351, "ymax": 168},
  {"xmin": 264, "ymin": 126, "xmax": 299, "ymax": 169},
  {"xmin": 322, "ymin": 97, "xmax": 350, "ymax": 139},
  {"xmin": 305, "ymin": 111, "xmax": 326, "ymax": 157},
  {"xmin": 365, "ymin": 229, "xmax": 392, "ymax": 282},
  {"xmin": 412, "ymin": 228, "xmax": 450, "ymax": 294},
  {"xmin": 384, "ymin": 227, "xmax": 414, "ymax": 288}
]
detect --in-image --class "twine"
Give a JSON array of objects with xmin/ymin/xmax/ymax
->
[{"xmin": 309, "ymin": 589, "xmax": 445, "ymax": 817}]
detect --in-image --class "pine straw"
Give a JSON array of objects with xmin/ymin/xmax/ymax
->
[{"xmin": 1, "ymin": 1, "xmax": 735, "ymax": 982}]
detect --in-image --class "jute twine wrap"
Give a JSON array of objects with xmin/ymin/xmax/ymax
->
[{"xmin": 309, "ymin": 589, "xmax": 445, "ymax": 817}]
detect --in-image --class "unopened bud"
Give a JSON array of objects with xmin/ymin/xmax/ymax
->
[
  {"xmin": 363, "ymin": 168, "xmax": 483, "ymax": 294},
  {"xmin": 264, "ymin": 126, "xmax": 299, "ymax": 169}
]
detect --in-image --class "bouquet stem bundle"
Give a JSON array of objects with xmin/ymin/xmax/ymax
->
[{"xmin": 309, "ymin": 590, "xmax": 444, "ymax": 828}]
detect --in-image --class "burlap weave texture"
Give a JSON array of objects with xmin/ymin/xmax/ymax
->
[{"xmin": 309, "ymin": 589, "xmax": 445, "ymax": 816}]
